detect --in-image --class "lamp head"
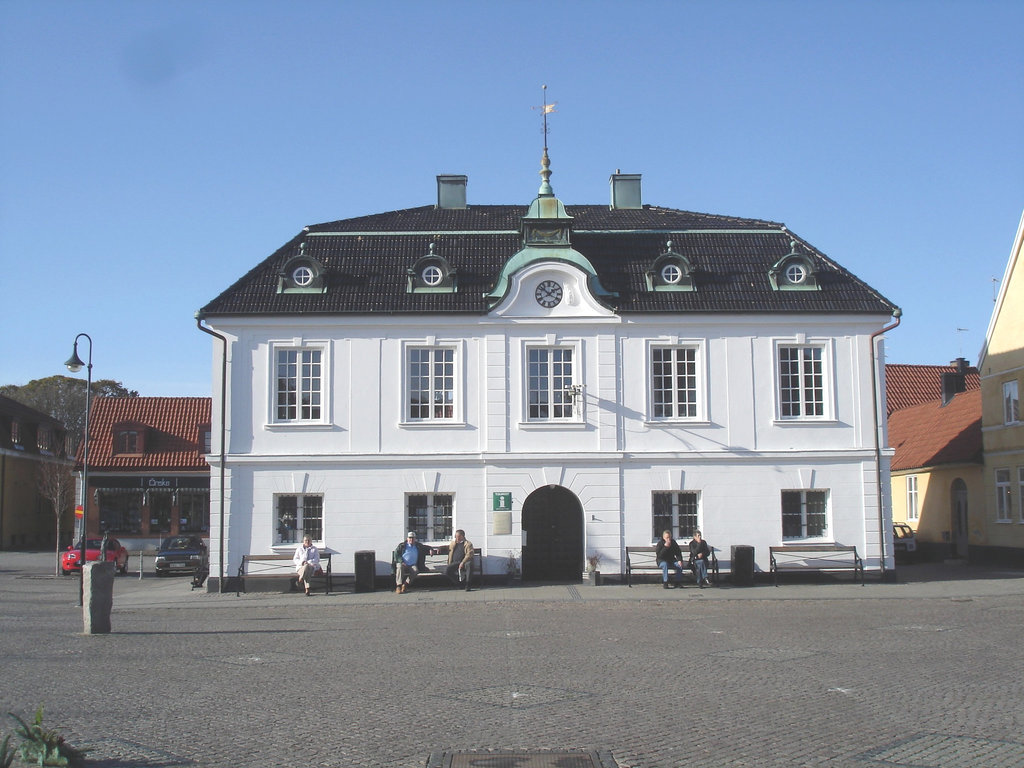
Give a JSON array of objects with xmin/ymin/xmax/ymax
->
[{"xmin": 65, "ymin": 345, "xmax": 85, "ymax": 373}]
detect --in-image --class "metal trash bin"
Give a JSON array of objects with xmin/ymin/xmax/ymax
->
[
  {"xmin": 731, "ymin": 545, "xmax": 754, "ymax": 586},
  {"xmin": 354, "ymin": 550, "xmax": 375, "ymax": 592}
]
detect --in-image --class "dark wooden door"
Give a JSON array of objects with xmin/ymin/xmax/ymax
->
[{"xmin": 521, "ymin": 485, "xmax": 583, "ymax": 582}]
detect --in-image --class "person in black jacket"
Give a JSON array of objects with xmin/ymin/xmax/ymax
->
[
  {"xmin": 656, "ymin": 530, "xmax": 685, "ymax": 589},
  {"xmin": 688, "ymin": 529, "xmax": 711, "ymax": 588}
]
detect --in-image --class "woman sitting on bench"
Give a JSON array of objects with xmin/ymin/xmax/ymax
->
[{"xmin": 293, "ymin": 535, "xmax": 321, "ymax": 596}]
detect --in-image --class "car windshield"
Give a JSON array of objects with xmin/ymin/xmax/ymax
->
[
  {"xmin": 78, "ymin": 539, "xmax": 104, "ymax": 549},
  {"xmin": 893, "ymin": 526, "xmax": 913, "ymax": 539},
  {"xmin": 162, "ymin": 538, "xmax": 196, "ymax": 550}
]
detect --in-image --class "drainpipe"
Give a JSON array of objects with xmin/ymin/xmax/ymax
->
[
  {"xmin": 195, "ymin": 313, "xmax": 228, "ymax": 593},
  {"xmin": 870, "ymin": 308, "xmax": 902, "ymax": 579}
]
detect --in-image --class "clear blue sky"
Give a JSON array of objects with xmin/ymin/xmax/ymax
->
[{"xmin": 2, "ymin": 0, "xmax": 1021, "ymax": 397}]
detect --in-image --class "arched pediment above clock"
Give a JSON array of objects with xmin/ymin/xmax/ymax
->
[
  {"xmin": 487, "ymin": 260, "xmax": 618, "ymax": 319},
  {"xmin": 485, "ymin": 245, "xmax": 617, "ymax": 316}
]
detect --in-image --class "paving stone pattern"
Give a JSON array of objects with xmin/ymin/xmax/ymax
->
[{"xmin": 2, "ymin": 556, "xmax": 1023, "ymax": 768}]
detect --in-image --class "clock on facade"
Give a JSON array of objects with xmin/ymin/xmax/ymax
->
[{"xmin": 535, "ymin": 280, "xmax": 563, "ymax": 308}]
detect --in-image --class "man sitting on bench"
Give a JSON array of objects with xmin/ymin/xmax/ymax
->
[
  {"xmin": 393, "ymin": 531, "xmax": 427, "ymax": 594},
  {"xmin": 445, "ymin": 529, "xmax": 474, "ymax": 590}
]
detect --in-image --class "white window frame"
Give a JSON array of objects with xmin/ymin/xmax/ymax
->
[
  {"xmin": 406, "ymin": 493, "xmax": 453, "ymax": 543},
  {"xmin": 270, "ymin": 342, "xmax": 329, "ymax": 425},
  {"xmin": 995, "ymin": 469, "xmax": 1012, "ymax": 523},
  {"xmin": 775, "ymin": 340, "xmax": 831, "ymax": 421},
  {"xmin": 275, "ymin": 494, "xmax": 324, "ymax": 545},
  {"xmin": 906, "ymin": 475, "xmax": 920, "ymax": 521},
  {"xmin": 524, "ymin": 343, "xmax": 580, "ymax": 423},
  {"xmin": 1003, "ymin": 380, "xmax": 1020, "ymax": 425},
  {"xmin": 404, "ymin": 344, "xmax": 458, "ymax": 423},
  {"xmin": 781, "ymin": 489, "xmax": 830, "ymax": 540},
  {"xmin": 651, "ymin": 490, "xmax": 701, "ymax": 543},
  {"xmin": 648, "ymin": 341, "xmax": 705, "ymax": 422},
  {"xmin": 1018, "ymin": 467, "xmax": 1024, "ymax": 524}
]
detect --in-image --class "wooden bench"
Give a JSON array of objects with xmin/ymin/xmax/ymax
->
[
  {"xmin": 392, "ymin": 545, "xmax": 483, "ymax": 590},
  {"xmin": 625, "ymin": 545, "xmax": 718, "ymax": 587},
  {"xmin": 769, "ymin": 544, "xmax": 863, "ymax": 586},
  {"xmin": 236, "ymin": 552, "xmax": 333, "ymax": 596}
]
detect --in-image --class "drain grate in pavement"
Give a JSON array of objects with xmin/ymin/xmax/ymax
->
[
  {"xmin": 711, "ymin": 647, "xmax": 818, "ymax": 662},
  {"xmin": 77, "ymin": 737, "xmax": 193, "ymax": 766},
  {"xmin": 861, "ymin": 734, "xmax": 1024, "ymax": 767},
  {"xmin": 443, "ymin": 683, "xmax": 591, "ymax": 710},
  {"xmin": 428, "ymin": 749, "xmax": 618, "ymax": 767},
  {"xmin": 213, "ymin": 651, "xmax": 297, "ymax": 666}
]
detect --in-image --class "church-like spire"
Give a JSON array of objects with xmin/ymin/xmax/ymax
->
[{"xmin": 536, "ymin": 84, "xmax": 556, "ymax": 197}]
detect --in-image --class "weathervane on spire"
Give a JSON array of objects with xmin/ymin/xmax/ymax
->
[
  {"xmin": 533, "ymin": 84, "xmax": 557, "ymax": 150},
  {"xmin": 532, "ymin": 85, "xmax": 557, "ymax": 196}
]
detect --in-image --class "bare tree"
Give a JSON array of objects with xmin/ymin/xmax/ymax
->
[{"xmin": 37, "ymin": 459, "xmax": 75, "ymax": 576}]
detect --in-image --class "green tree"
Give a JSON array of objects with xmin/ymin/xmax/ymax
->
[{"xmin": 0, "ymin": 376, "xmax": 138, "ymax": 452}]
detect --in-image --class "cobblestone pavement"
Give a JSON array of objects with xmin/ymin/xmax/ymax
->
[{"xmin": 2, "ymin": 553, "xmax": 1024, "ymax": 768}]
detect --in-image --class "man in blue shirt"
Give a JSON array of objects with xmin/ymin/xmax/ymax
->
[{"xmin": 393, "ymin": 531, "xmax": 428, "ymax": 593}]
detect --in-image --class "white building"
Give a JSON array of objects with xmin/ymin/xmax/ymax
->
[{"xmin": 198, "ymin": 156, "xmax": 900, "ymax": 588}]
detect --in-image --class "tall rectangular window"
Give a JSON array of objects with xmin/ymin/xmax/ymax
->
[
  {"xmin": 1018, "ymin": 468, "xmax": 1024, "ymax": 523},
  {"xmin": 406, "ymin": 493, "xmax": 453, "ymax": 541},
  {"xmin": 781, "ymin": 490, "xmax": 829, "ymax": 539},
  {"xmin": 1003, "ymin": 380, "xmax": 1020, "ymax": 425},
  {"xmin": 99, "ymin": 491, "xmax": 143, "ymax": 534},
  {"xmin": 276, "ymin": 348, "xmax": 322, "ymax": 421},
  {"xmin": 651, "ymin": 491, "xmax": 700, "ymax": 541},
  {"xmin": 778, "ymin": 345, "xmax": 824, "ymax": 418},
  {"xmin": 995, "ymin": 469, "xmax": 1012, "ymax": 522},
  {"xmin": 275, "ymin": 494, "xmax": 323, "ymax": 544},
  {"xmin": 651, "ymin": 346, "xmax": 698, "ymax": 419},
  {"xmin": 527, "ymin": 348, "xmax": 574, "ymax": 420},
  {"xmin": 906, "ymin": 476, "xmax": 919, "ymax": 521},
  {"xmin": 408, "ymin": 348, "xmax": 455, "ymax": 420},
  {"xmin": 178, "ymin": 492, "xmax": 209, "ymax": 533}
]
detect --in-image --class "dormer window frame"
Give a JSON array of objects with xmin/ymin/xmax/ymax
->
[
  {"xmin": 277, "ymin": 247, "xmax": 327, "ymax": 294},
  {"xmin": 407, "ymin": 244, "xmax": 457, "ymax": 293},
  {"xmin": 113, "ymin": 420, "xmax": 147, "ymax": 456},
  {"xmin": 646, "ymin": 242, "xmax": 694, "ymax": 292},
  {"xmin": 769, "ymin": 243, "xmax": 820, "ymax": 291}
]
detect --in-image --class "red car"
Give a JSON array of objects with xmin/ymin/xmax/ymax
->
[{"xmin": 61, "ymin": 537, "xmax": 129, "ymax": 575}]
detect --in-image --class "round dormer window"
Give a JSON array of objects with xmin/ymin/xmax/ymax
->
[
  {"xmin": 660, "ymin": 263, "xmax": 683, "ymax": 285},
  {"xmin": 784, "ymin": 262, "xmax": 807, "ymax": 285},
  {"xmin": 422, "ymin": 265, "xmax": 444, "ymax": 286},
  {"xmin": 292, "ymin": 265, "xmax": 315, "ymax": 287}
]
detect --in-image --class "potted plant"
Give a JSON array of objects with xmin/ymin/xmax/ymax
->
[{"xmin": 585, "ymin": 552, "xmax": 602, "ymax": 585}]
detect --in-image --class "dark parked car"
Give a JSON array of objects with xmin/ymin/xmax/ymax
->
[
  {"xmin": 893, "ymin": 522, "xmax": 918, "ymax": 562},
  {"xmin": 61, "ymin": 537, "xmax": 129, "ymax": 575},
  {"xmin": 154, "ymin": 536, "xmax": 209, "ymax": 576}
]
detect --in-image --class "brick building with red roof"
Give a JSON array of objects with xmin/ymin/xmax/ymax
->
[{"xmin": 75, "ymin": 397, "xmax": 211, "ymax": 548}]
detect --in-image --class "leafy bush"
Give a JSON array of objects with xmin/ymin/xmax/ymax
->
[{"xmin": 6, "ymin": 708, "xmax": 88, "ymax": 767}]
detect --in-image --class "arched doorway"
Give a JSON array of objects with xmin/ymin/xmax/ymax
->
[
  {"xmin": 521, "ymin": 485, "xmax": 584, "ymax": 582},
  {"xmin": 951, "ymin": 478, "xmax": 969, "ymax": 559}
]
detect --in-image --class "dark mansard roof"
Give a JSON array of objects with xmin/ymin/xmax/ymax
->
[{"xmin": 200, "ymin": 203, "xmax": 896, "ymax": 317}]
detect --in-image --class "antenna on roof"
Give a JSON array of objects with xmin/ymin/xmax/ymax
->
[
  {"xmin": 955, "ymin": 327, "xmax": 969, "ymax": 358},
  {"xmin": 532, "ymin": 85, "xmax": 557, "ymax": 196}
]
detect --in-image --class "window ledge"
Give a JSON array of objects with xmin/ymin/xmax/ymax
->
[
  {"xmin": 400, "ymin": 421, "xmax": 469, "ymax": 429},
  {"xmin": 518, "ymin": 421, "xmax": 587, "ymax": 431},
  {"xmin": 772, "ymin": 418, "xmax": 838, "ymax": 426},
  {"xmin": 264, "ymin": 422, "xmax": 335, "ymax": 432},
  {"xmin": 644, "ymin": 419, "xmax": 711, "ymax": 428}
]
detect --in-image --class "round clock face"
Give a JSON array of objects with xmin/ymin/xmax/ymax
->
[{"xmin": 535, "ymin": 280, "xmax": 563, "ymax": 308}]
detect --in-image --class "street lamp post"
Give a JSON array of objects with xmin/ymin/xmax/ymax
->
[{"xmin": 65, "ymin": 333, "xmax": 92, "ymax": 607}]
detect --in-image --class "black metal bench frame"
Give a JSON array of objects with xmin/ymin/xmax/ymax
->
[
  {"xmin": 769, "ymin": 544, "xmax": 864, "ymax": 586},
  {"xmin": 625, "ymin": 545, "xmax": 719, "ymax": 587},
  {"xmin": 392, "ymin": 545, "xmax": 483, "ymax": 590},
  {"xmin": 237, "ymin": 552, "xmax": 333, "ymax": 596}
]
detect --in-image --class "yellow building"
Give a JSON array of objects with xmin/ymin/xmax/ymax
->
[
  {"xmin": 978, "ymin": 211, "xmax": 1024, "ymax": 565},
  {"xmin": 889, "ymin": 389, "xmax": 983, "ymax": 561}
]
